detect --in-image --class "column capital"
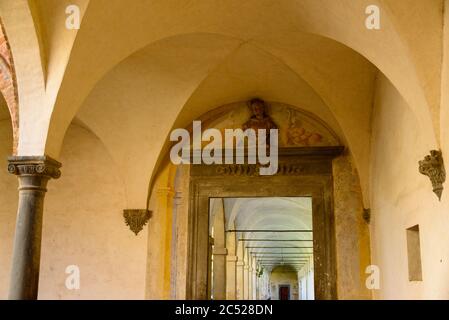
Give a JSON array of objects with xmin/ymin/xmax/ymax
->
[{"xmin": 8, "ymin": 156, "xmax": 61, "ymax": 179}]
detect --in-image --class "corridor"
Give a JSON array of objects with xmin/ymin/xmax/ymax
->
[{"xmin": 209, "ymin": 198, "xmax": 315, "ymax": 300}]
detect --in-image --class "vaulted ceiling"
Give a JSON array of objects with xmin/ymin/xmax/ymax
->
[
  {"xmin": 0, "ymin": 0, "xmax": 443, "ymax": 208},
  {"xmin": 224, "ymin": 197, "xmax": 313, "ymax": 272}
]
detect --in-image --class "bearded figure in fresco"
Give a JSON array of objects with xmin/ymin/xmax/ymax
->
[{"xmin": 242, "ymin": 98, "xmax": 278, "ymax": 144}]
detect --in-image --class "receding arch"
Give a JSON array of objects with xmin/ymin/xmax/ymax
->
[
  {"xmin": 0, "ymin": 19, "xmax": 19, "ymax": 154},
  {"xmin": 42, "ymin": 0, "xmax": 437, "ymax": 163},
  {"xmin": 44, "ymin": 27, "xmax": 433, "ymax": 210}
]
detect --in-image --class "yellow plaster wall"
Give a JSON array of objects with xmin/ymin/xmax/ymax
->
[
  {"xmin": 370, "ymin": 74, "xmax": 449, "ymax": 299},
  {"xmin": 37, "ymin": 124, "xmax": 147, "ymax": 299}
]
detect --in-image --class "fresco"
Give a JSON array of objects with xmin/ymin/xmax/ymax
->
[{"xmin": 203, "ymin": 101, "xmax": 340, "ymax": 147}]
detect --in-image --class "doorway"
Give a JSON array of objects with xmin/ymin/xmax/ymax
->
[
  {"xmin": 208, "ymin": 197, "xmax": 314, "ymax": 300},
  {"xmin": 185, "ymin": 147, "xmax": 343, "ymax": 300},
  {"xmin": 279, "ymin": 285, "xmax": 290, "ymax": 300}
]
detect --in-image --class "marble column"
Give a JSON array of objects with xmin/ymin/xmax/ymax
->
[
  {"xmin": 212, "ymin": 247, "xmax": 227, "ymax": 299},
  {"xmin": 7, "ymin": 156, "xmax": 61, "ymax": 300}
]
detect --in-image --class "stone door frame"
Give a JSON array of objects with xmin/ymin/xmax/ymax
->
[{"xmin": 185, "ymin": 146, "xmax": 344, "ymax": 300}]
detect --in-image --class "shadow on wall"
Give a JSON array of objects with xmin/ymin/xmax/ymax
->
[{"xmin": 0, "ymin": 93, "xmax": 17, "ymax": 299}]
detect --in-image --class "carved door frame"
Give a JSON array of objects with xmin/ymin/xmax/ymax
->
[{"xmin": 185, "ymin": 147, "xmax": 343, "ymax": 300}]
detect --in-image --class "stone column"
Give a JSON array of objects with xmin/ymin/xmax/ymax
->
[
  {"xmin": 226, "ymin": 223, "xmax": 237, "ymax": 300},
  {"xmin": 243, "ymin": 264, "xmax": 249, "ymax": 299},
  {"xmin": 211, "ymin": 199, "xmax": 227, "ymax": 300},
  {"xmin": 248, "ymin": 266, "xmax": 253, "ymax": 300},
  {"xmin": 207, "ymin": 236, "xmax": 213, "ymax": 299},
  {"xmin": 252, "ymin": 269, "xmax": 257, "ymax": 300},
  {"xmin": 7, "ymin": 156, "xmax": 61, "ymax": 300},
  {"xmin": 226, "ymin": 255, "xmax": 237, "ymax": 299},
  {"xmin": 236, "ymin": 261, "xmax": 245, "ymax": 299}
]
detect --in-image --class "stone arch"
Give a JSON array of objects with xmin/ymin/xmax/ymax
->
[
  {"xmin": 0, "ymin": 19, "xmax": 18, "ymax": 154},
  {"xmin": 66, "ymin": 30, "xmax": 425, "ymax": 210},
  {"xmin": 40, "ymin": 0, "xmax": 437, "ymax": 162}
]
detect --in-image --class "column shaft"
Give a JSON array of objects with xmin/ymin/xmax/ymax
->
[
  {"xmin": 244, "ymin": 266, "xmax": 249, "ymax": 299},
  {"xmin": 236, "ymin": 261, "xmax": 244, "ymax": 299},
  {"xmin": 7, "ymin": 156, "xmax": 61, "ymax": 300},
  {"xmin": 248, "ymin": 268, "xmax": 253, "ymax": 299},
  {"xmin": 226, "ymin": 255, "xmax": 237, "ymax": 299},
  {"xmin": 212, "ymin": 247, "xmax": 227, "ymax": 300}
]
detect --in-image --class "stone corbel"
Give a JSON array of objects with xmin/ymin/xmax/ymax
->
[
  {"xmin": 123, "ymin": 209, "xmax": 152, "ymax": 235},
  {"xmin": 419, "ymin": 150, "xmax": 446, "ymax": 201}
]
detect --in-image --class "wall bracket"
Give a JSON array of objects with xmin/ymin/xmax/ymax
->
[
  {"xmin": 123, "ymin": 209, "xmax": 152, "ymax": 235},
  {"xmin": 419, "ymin": 150, "xmax": 446, "ymax": 201}
]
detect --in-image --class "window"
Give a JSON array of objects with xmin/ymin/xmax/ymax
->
[{"xmin": 406, "ymin": 225, "xmax": 423, "ymax": 281}]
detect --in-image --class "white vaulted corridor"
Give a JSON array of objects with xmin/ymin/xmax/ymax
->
[{"xmin": 209, "ymin": 197, "xmax": 315, "ymax": 300}]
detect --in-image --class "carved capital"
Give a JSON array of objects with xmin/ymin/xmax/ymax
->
[
  {"xmin": 123, "ymin": 209, "xmax": 152, "ymax": 235},
  {"xmin": 419, "ymin": 150, "xmax": 446, "ymax": 200},
  {"xmin": 7, "ymin": 156, "xmax": 62, "ymax": 179}
]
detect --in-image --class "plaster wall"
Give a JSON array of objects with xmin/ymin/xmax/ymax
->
[
  {"xmin": 370, "ymin": 74, "xmax": 449, "ymax": 299},
  {"xmin": 0, "ymin": 124, "xmax": 148, "ymax": 299},
  {"xmin": 269, "ymin": 267, "xmax": 298, "ymax": 300}
]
